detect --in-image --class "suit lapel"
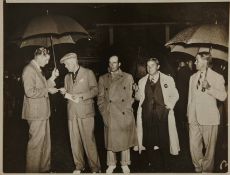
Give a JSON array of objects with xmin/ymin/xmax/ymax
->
[
  {"xmin": 30, "ymin": 62, "xmax": 47, "ymax": 86},
  {"xmin": 193, "ymin": 72, "xmax": 200, "ymax": 90},
  {"xmin": 206, "ymin": 68, "xmax": 212, "ymax": 83},
  {"xmin": 74, "ymin": 66, "xmax": 84, "ymax": 85},
  {"xmin": 66, "ymin": 73, "xmax": 74, "ymax": 91}
]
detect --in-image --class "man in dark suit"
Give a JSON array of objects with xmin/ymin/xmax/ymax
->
[
  {"xmin": 22, "ymin": 47, "xmax": 59, "ymax": 173},
  {"xmin": 59, "ymin": 53, "xmax": 101, "ymax": 173}
]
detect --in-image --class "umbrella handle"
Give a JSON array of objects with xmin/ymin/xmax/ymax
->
[{"xmin": 50, "ymin": 36, "xmax": 57, "ymax": 69}]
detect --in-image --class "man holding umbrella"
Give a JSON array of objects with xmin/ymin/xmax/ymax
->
[
  {"xmin": 22, "ymin": 47, "xmax": 59, "ymax": 173},
  {"xmin": 187, "ymin": 48, "xmax": 227, "ymax": 172}
]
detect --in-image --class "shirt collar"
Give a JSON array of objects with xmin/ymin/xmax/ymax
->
[
  {"xmin": 149, "ymin": 72, "xmax": 160, "ymax": 82},
  {"xmin": 73, "ymin": 66, "xmax": 80, "ymax": 75},
  {"xmin": 110, "ymin": 69, "xmax": 123, "ymax": 78},
  {"xmin": 199, "ymin": 70, "xmax": 206, "ymax": 76}
]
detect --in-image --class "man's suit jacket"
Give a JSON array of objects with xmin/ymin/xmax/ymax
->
[
  {"xmin": 22, "ymin": 61, "xmax": 55, "ymax": 120},
  {"xmin": 135, "ymin": 72, "xmax": 180, "ymax": 155},
  {"xmin": 64, "ymin": 66, "xmax": 98, "ymax": 119},
  {"xmin": 187, "ymin": 68, "xmax": 227, "ymax": 125}
]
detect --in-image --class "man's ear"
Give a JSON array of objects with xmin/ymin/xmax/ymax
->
[
  {"xmin": 157, "ymin": 65, "xmax": 160, "ymax": 70},
  {"xmin": 119, "ymin": 62, "xmax": 121, "ymax": 67}
]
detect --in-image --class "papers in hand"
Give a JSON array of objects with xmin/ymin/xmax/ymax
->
[{"xmin": 64, "ymin": 93, "xmax": 80, "ymax": 103}]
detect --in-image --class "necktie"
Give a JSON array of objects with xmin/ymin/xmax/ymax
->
[
  {"xmin": 196, "ymin": 72, "xmax": 203, "ymax": 90},
  {"xmin": 72, "ymin": 67, "xmax": 80, "ymax": 83}
]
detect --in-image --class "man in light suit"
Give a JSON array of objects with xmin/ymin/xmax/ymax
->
[
  {"xmin": 59, "ymin": 53, "xmax": 101, "ymax": 173},
  {"xmin": 187, "ymin": 49, "xmax": 227, "ymax": 172},
  {"xmin": 135, "ymin": 58, "xmax": 180, "ymax": 172},
  {"xmin": 22, "ymin": 47, "xmax": 59, "ymax": 173}
]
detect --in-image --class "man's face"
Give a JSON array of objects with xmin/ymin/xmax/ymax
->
[
  {"xmin": 38, "ymin": 54, "xmax": 50, "ymax": 67},
  {"xmin": 63, "ymin": 58, "xmax": 78, "ymax": 72},
  {"xmin": 147, "ymin": 60, "xmax": 159, "ymax": 75},
  {"xmin": 195, "ymin": 54, "xmax": 207, "ymax": 71},
  {"xmin": 109, "ymin": 56, "xmax": 120, "ymax": 72}
]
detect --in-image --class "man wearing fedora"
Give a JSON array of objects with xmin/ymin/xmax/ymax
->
[
  {"xmin": 187, "ymin": 48, "xmax": 227, "ymax": 173},
  {"xmin": 22, "ymin": 47, "xmax": 59, "ymax": 173},
  {"xmin": 59, "ymin": 53, "xmax": 101, "ymax": 173}
]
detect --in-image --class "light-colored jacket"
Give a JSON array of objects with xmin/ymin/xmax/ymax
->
[
  {"xmin": 135, "ymin": 72, "xmax": 180, "ymax": 155},
  {"xmin": 22, "ymin": 61, "xmax": 55, "ymax": 120},
  {"xmin": 64, "ymin": 66, "xmax": 98, "ymax": 119},
  {"xmin": 187, "ymin": 68, "xmax": 227, "ymax": 125}
]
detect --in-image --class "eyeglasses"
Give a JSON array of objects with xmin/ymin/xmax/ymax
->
[{"xmin": 34, "ymin": 47, "xmax": 50, "ymax": 56}]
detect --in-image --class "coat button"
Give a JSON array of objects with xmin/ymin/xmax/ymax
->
[
  {"xmin": 109, "ymin": 100, "xmax": 112, "ymax": 103},
  {"xmin": 123, "ymin": 86, "xmax": 126, "ymax": 90},
  {"xmin": 122, "ymin": 112, "xmax": 125, "ymax": 115},
  {"xmin": 105, "ymin": 88, "xmax": 108, "ymax": 90},
  {"xmin": 122, "ymin": 99, "xmax": 124, "ymax": 102}
]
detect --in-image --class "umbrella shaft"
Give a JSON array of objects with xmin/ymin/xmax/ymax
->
[{"xmin": 50, "ymin": 36, "xmax": 57, "ymax": 69}]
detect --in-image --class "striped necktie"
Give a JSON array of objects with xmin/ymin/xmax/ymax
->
[{"xmin": 196, "ymin": 72, "xmax": 203, "ymax": 90}]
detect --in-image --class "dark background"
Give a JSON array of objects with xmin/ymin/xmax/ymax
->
[{"xmin": 3, "ymin": 2, "xmax": 229, "ymax": 173}]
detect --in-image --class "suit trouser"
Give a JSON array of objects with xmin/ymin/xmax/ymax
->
[
  {"xmin": 189, "ymin": 122, "xmax": 218, "ymax": 172},
  {"xmin": 26, "ymin": 119, "xmax": 51, "ymax": 173},
  {"xmin": 107, "ymin": 149, "xmax": 131, "ymax": 166},
  {"xmin": 68, "ymin": 117, "xmax": 101, "ymax": 172}
]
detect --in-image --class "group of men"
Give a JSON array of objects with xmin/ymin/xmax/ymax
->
[{"xmin": 21, "ymin": 47, "xmax": 227, "ymax": 173}]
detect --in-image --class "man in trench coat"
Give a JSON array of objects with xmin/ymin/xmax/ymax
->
[
  {"xmin": 134, "ymin": 57, "xmax": 180, "ymax": 172},
  {"xmin": 22, "ymin": 47, "xmax": 59, "ymax": 173},
  {"xmin": 97, "ymin": 55, "xmax": 138, "ymax": 173},
  {"xmin": 59, "ymin": 53, "xmax": 101, "ymax": 173}
]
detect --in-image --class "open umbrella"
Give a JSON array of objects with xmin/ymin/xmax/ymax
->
[
  {"xmin": 169, "ymin": 44, "xmax": 228, "ymax": 62},
  {"xmin": 20, "ymin": 34, "xmax": 88, "ymax": 47},
  {"xmin": 20, "ymin": 14, "xmax": 89, "ymax": 68},
  {"xmin": 165, "ymin": 24, "xmax": 228, "ymax": 49}
]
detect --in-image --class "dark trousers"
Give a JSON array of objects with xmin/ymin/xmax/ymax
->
[
  {"xmin": 144, "ymin": 148, "xmax": 170, "ymax": 172},
  {"xmin": 143, "ymin": 122, "xmax": 171, "ymax": 172}
]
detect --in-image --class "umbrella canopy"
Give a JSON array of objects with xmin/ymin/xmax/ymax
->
[
  {"xmin": 20, "ymin": 14, "xmax": 89, "ymax": 68},
  {"xmin": 20, "ymin": 34, "xmax": 88, "ymax": 48},
  {"xmin": 170, "ymin": 44, "xmax": 228, "ymax": 62},
  {"xmin": 165, "ymin": 24, "xmax": 228, "ymax": 48},
  {"xmin": 22, "ymin": 14, "xmax": 89, "ymax": 39}
]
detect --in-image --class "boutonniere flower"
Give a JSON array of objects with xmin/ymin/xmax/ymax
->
[{"xmin": 164, "ymin": 84, "xmax": 168, "ymax": 88}]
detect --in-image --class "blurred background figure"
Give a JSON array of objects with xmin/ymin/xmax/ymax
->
[{"xmin": 174, "ymin": 59, "xmax": 193, "ymax": 149}]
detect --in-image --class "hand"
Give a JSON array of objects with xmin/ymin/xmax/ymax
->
[
  {"xmin": 133, "ymin": 145, "xmax": 146, "ymax": 154},
  {"xmin": 138, "ymin": 145, "xmax": 146, "ymax": 154},
  {"xmin": 72, "ymin": 94, "xmax": 83, "ymax": 101},
  {"xmin": 48, "ymin": 87, "xmax": 58, "ymax": 94},
  {"xmin": 202, "ymin": 80, "xmax": 211, "ymax": 90},
  {"xmin": 59, "ymin": 87, "xmax": 66, "ymax": 95},
  {"xmin": 165, "ymin": 105, "xmax": 172, "ymax": 110},
  {"xmin": 51, "ymin": 68, "xmax": 59, "ymax": 80}
]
